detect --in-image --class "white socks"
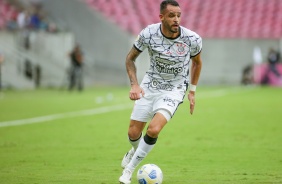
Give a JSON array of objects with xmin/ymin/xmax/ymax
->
[
  {"xmin": 127, "ymin": 136, "xmax": 155, "ymax": 171},
  {"xmin": 129, "ymin": 133, "xmax": 143, "ymax": 151}
]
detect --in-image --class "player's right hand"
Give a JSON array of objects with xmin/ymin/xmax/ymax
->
[{"xmin": 129, "ymin": 85, "xmax": 144, "ymax": 100}]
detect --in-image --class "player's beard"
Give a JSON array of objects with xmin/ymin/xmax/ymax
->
[
  {"xmin": 163, "ymin": 21, "xmax": 179, "ymax": 34},
  {"xmin": 170, "ymin": 25, "xmax": 179, "ymax": 33}
]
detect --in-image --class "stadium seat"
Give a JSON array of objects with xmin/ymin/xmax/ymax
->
[{"xmin": 83, "ymin": 0, "xmax": 282, "ymax": 38}]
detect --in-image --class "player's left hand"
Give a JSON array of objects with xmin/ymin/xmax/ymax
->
[{"xmin": 188, "ymin": 91, "xmax": 195, "ymax": 115}]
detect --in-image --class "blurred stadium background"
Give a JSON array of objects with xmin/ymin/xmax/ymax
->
[
  {"xmin": 1, "ymin": 1, "xmax": 282, "ymax": 183},
  {"xmin": 0, "ymin": 0, "xmax": 282, "ymax": 90}
]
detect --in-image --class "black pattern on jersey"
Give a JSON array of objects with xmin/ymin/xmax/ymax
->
[
  {"xmin": 134, "ymin": 23, "xmax": 202, "ymax": 92},
  {"xmin": 143, "ymin": 77, "xmax": 174, "ymax": 91}
]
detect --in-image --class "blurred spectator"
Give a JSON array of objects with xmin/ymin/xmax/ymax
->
[
  {"xmin": 24, "ymin": 59, "xmax": 33, "ymax": 79},
  {"xmin": 46, "ymin": 21, "xmax": 58, "ymax": 33},
  {"xmin": 241, "ymin": 64, "xmax": 253, "ymax": 85},
  {"xmin": 34, "ymin": 64, "xmax": 41, "ymax": 88},
  {"xmin": 267, "ymin": 48, "xmax": 281, "ymax": 76},
  {"xmin": 261, "ymin": 48, "xmax": 281, "ymax": 84},
  {"xmin": 0, "ymin": 51, "xmax": 4, "ymax": 90},
  {"xmin": 68, "ymin": 44, "xmax": 84, "ymax": 91},
  {"xmin": 0, "ymin": 0, "xmax": 58, "ymax": 32},
  {"xmin": 29, "ymin": 11, "xmax": 41, "ymax": 29},
  {"xmin": 5, "ymin": 5, "xmax": 18, "ymax": 30},
  {"xmin": 17, "ymin": 9, "xmax": 29, "ymax": 29},
  {"xmin": 0, "ymin": 0, "xmax": 17, "ymax": 30}
]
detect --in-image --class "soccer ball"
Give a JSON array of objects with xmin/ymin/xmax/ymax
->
[{"xmin": 137, "ymin": 164, "xmax": 163, "ymax": 184}]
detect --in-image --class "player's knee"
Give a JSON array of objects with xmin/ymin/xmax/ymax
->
[
  {"xmin": 128, "ymin": 129, "xmax": 142, "ymax": 140},
  {"xmin": 128, "ymin": 120, "xmax": 145, "ymax": 139},
  {"xmin": 146, "ymin": 126, "xmax": 161, "ymax": 138}
]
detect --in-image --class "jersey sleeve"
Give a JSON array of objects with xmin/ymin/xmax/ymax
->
[
  {"xmin": 190, "ymin": 33, "xmax": 202, "ymax": 57},
  {"xmin": 133, "ymin": 27, "xmax": 149, "ymax": 52}
]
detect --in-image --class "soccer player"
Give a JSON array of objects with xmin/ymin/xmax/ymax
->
[{"xmin": 119, "ymin": 0, "xmax": 203, "ymax": 183}]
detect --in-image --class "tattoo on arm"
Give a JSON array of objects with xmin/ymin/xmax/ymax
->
[{"xmin": 126, "ymin": 47, "xmax": 141, "ymax": 85}]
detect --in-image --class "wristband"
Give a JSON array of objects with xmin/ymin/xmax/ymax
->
[{"xmin": 189, "ymin": 84, "xmax": 197, "ymax": 92}]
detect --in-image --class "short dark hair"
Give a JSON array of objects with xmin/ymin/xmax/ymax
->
[{"xmin": 160, "ymin": 0, "xmax": 180, "ymax": 13}]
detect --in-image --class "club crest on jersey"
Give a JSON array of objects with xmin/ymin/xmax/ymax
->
[{"xmin": 173, "ymin": 42, "xmax": 188, "ymax": 55}]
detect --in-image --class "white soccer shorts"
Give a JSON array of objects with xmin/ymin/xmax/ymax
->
[{"xmin": 130, "ymin": 90, "xmax": 185, "ymax": 122}]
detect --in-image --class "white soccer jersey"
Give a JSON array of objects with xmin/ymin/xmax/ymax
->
[{"xmin": 134, "ymin": 23, "xmax": 202, "ymax": 92}]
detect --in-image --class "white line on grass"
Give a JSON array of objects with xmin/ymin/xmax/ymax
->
[
  {"xmin": 0, "ymin": 104, "xmax": 132, "ymax": 128},
  {"xmin": 0, "ymin": 88, "xmax": 254, "ymax": 128}
]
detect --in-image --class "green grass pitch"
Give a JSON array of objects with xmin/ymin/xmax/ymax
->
[{"xmin": 0, "ymin": 86, "xmax": 281, "ymax": 184}]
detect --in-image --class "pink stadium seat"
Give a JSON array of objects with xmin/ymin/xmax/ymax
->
[{"xmin": 84, "ymin": 0, "xmax": 282, "ymax": 38}]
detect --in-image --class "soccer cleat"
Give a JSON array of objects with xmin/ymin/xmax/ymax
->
[
  {"xmin": 119, "ymin": 167, "xmax": 133, "ymax": 184},
  {"xmin": 121, "ymin": 147, "xmax": 135, "ymax": 168}
]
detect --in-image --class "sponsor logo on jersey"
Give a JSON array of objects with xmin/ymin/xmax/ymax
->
[
  {"xmin": 155, "ymin": 57, "xmax": 183, "ymax": 75},
  {"xmin": 155, "ymin": 57, "xmax": 176, "ymax": 65},
  {"xmin": 150, "ymin": 79, "xmax": 174, "ymax": 91}
]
